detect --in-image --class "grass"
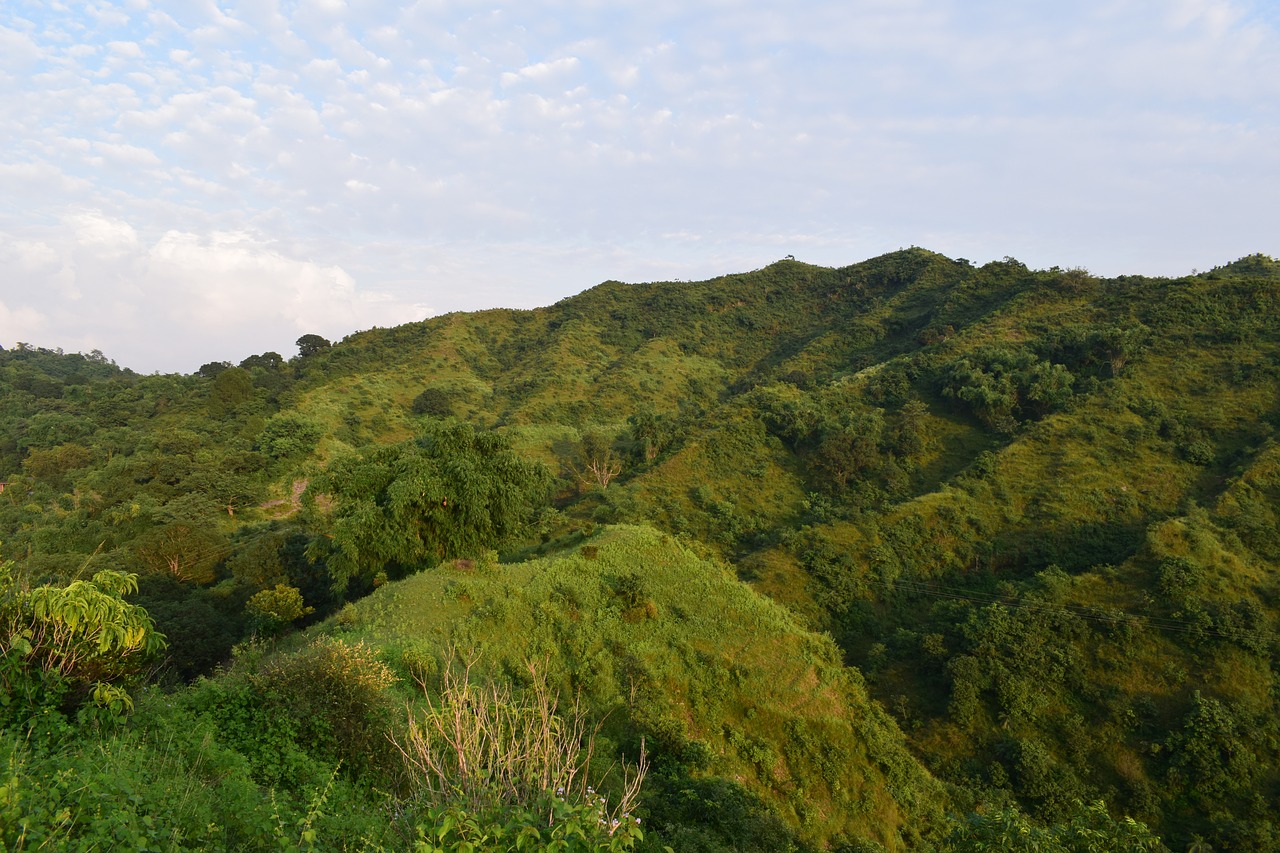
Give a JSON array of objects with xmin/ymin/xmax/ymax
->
[{"xmin": 324, "ymin": 523, "xmax": 948, "ymax": 850}]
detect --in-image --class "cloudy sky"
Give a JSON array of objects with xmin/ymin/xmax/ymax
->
[{"xmin": 1, "ymin": 0, "xmax": 1277, "ymax": 373}]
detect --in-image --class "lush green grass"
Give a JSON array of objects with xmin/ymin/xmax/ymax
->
[{"xmin": 334, "ymin": 524, "xmax": 950, "ymax": 850}]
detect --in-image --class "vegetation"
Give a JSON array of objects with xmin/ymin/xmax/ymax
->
[{"xmin": 3, "ymin": 250, "xmax": 1280, "ymax": 849}]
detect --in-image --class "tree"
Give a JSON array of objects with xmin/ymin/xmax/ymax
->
[
  {"xmin": 572, "ymin": 430, "xmax": 623, "ymax": 491},
  {"xmin": 245, "ymin": 584, "xmax": 313, "ymax": 635},
  {"xmin": 1092, "ymin": 324, "xmax": 1148, "ymax": 376},
  {"xmin": 21, "ymin": 442, "xmax": 93, "ymax": 486},
  {"xmin": 295, "ymin": 334, "xmax": 332, "ymax": 357},
  {"xmin": 1022, "ymin": 361, "xmax": 1075, "ymax": 417},
  {"xmin": 239, "ymin": 351, "xmax": 284, "ymax": 372},
  {"xmin": 133, "ymin": 521, "xmax": 226, "ymax": 584},
  {"xmin": 210, "ymin": 366, "xmax": 254, "ymax": 413},
  {"xmin": 307, "ymin": 422, "xmax": 552, "ymax": 591},
  {"xmin": 197, "ymin": 361, "xmax": 231, "ymax": 379},
  {"xmin": 890, "ymin": 399, "xmax": 931, "ymax": 458},
  {"xmin": 811, "ymin": 410, "xmax": 883, "ymax": 489},
  {"xmin": 941, "ymin": 346, "xmax": 1075, "ymax": 431},
  {"xmin": 411, "ymin": 387, "xmax": 453, "ymax": 417},
  {"xmin": 256, "ymin": 412, "xmax": 323, "ymax": 459},
  {"xmin": 627, "ymin": 406, "xmax": 670, "ymax": 463},
  {"xmin": 227, "ymin": 531, "xmax": 290, "ymax": 589},
  {"xmin": 181, "ymin": 455, "xmax": 265, "ymax": 518}
]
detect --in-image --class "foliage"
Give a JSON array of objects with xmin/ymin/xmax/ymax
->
[
  {"xmin": 0, "ymin": 694, "xmax": 392, "ymax": 851},
  {"xmin": 306, "ymin": 422, "xmax": 553, "ymax": 590},
  {"xmin": 133, "ymin": 520, "xmax": 227, "ymax": 583},
  {"xmin": 393, "ymin": 655, "xmax": 646, "ymax": 847},
  {"xmin": 184, "ymin": 635, "xmax": 399, "ymax": 787},
  {"xmin": 296, "ymin": 334, "xmax": 332, "ymax": 357},
  {"xmin": 347, "ymin": 525, "xmax": 950, "ymax": 850},
  {"xmin": 940, "ymin": 800, "xmax": 1163, "ymax": 852},
  {"xmin": 6, "ymin": 249, "xmax": 1280, "ymax": 848},
  {"xmin": 0, "ymin": 560, "xmax": 165, "ymax": 725},
  {"xmin": 246, "ymin": 584, "xmax": 315, "ymax": 635},
  {"xmin": 573, "ymin": 430, "xmax": 624, "ymax": 491},
  {"xmin": 939, "ymin": 346, "xmax": 1074, "ymax": 431},
  {"xmin": 412, "ymin": 795, "xmax": 645, "ymax": 853},
  {"xmin": 258, "ymin": 412, "xmax": 324, "ymax": 459},
  {"xmin": 412, "ymin": 387, "xmax": 455, "ymax": 417}
]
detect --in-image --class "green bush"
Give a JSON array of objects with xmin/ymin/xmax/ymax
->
[{"xmin": 940, "ymin": 799, "xmax": 1162, "ymax": 852}]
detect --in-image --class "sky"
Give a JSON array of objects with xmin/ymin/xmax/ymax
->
[{"xmin": 1, "ymin": 0, "xmax": 1277, "ymax": 374}]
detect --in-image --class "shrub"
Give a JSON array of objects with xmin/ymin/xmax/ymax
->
[
  {"xmin": 255, "ymin": 636, "xmax": 399, "ymax": 779},
  {"xmin": 940, "ymin": 799, "xmax": 1162, "ymax": 851},
  {"xmin": 246, "ymin": 584, "xmax": 315, "ymax": 636},
  {"xmin": 256, "ymin": 412, "xmax": 323, "ymax": 459},
  {"xmin": 0, "ymin": 561, "xmax": 166, "ymax": 726},
  {"xmin": 411, "ymin": 387, "xmax": 454, "ymax": 417},
  {"xmin": 184, "ymin": 636, "xmax": 399, "ymax": 788}
]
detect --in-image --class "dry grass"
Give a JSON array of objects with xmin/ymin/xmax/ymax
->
[{"xmin": 390, "ymin": 653, "xmax": 646, "ymax": 826}]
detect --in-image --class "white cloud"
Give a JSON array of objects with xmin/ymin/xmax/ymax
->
[
  {"xmin": 68, "ymin": 211, "xmax": 139, "ymax": 252},
  {"xmin": 0, "ymin": 301, "xmax": 50, "ymax": 347},
  {"xmin": 0, "ymin": 161, "xmax": 92, "ymax": 195},
  {"xmin": 95, "ymin": 140, "xmax": 164, "ymax": 168},
  {"xmin": 500, "ymin": 56, "xmax": 580, "ymax": 86},
  {"xmin": 0, "ymin": 213, "xmax": 430, "ymax": 371},
  {"xmin": 106, "ymin": 40, "xmax": 143, "ymax": 58},
  {"xmin": 0, "ymin": 25, "xmax": 43, "ymax": 68}
]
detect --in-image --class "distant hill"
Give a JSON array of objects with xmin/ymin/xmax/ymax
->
[{"xmin": 3, "ymin": 249, "xmax": 1279, "ymax": 849}]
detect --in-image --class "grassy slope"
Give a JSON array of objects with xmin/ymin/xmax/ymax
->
[
  {"xmin": 269, "ymin": 253, "xmax": 1280, "ymax": 843},
  {"xmin": 332, "ymin": 524, "xmax": 949, "ymax": 850}
]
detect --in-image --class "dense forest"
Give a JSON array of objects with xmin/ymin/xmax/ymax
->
[{"xmin": 3, "ymin": 249, "xmax": 1279, "ymax": 851}]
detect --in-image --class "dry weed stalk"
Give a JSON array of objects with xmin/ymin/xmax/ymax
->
[{"xmin": 390, "ymin": 654, "xmax": 646, "ymax": 828}]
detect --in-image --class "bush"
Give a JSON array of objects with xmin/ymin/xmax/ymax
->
[
  {"xmin": 411, "ymin": 387, "xmax": 454, "ymax": 417},
  {"xmin": 940, "ymin": 799, "xmax": 1162, "ymax": 851},
  {"xmin": 0, "ymin": 561, "xmax": 166, "ymax": 727},
  {"xmin": 255, "ymin": 636, "xmax": 399, "ymax": 779},
  {"xmin": 184, "ymin": 637, "xmax": 400, "ymax": 788},
  {"xmin": 246, "ymin": 584, "xmax": 314, "ymax": 636},
  {"xmin": 256, "ymin": 413, "xmax": 323, "ymax": 459}
]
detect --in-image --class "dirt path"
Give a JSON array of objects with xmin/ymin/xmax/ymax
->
[{"xmin": 260, "ymin": 478, "xmax": 307, "ymax": 517}]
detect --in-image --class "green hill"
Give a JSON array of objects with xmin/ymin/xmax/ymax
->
[
  {"xmin": 336, "ymin": 523, "xmax": 949, "ymax": 849},
  {"xmin": 3, "ymin": 249, "xmax": 1280, "ymax": 849}
]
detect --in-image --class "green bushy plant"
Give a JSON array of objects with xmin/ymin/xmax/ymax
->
[{"xmin": 0, "ymin": 559, "xmax": 166, "ymax": 728}]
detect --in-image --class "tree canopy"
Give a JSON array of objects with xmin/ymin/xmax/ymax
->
[{"xmin": 306, "ymin": 422, "xmax": 552, "ymax": 590}]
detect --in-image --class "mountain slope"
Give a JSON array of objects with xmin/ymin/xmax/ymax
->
[
  {"xmin": 4, "ymin": 249, "xmax": 1280, "ymax": 848},
  {"xmin": 335, "ymin": 523, "xmax": 949, "ymax": 850}
]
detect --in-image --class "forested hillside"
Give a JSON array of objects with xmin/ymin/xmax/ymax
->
[{"xmin": 3, "ymin": 249, "xmax": 1279, "ymax": 850}]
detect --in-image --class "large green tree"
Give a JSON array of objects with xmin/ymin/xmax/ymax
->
[{"xmin": 306, "ymin": 423, "xmax": 552, "ymax": 590}]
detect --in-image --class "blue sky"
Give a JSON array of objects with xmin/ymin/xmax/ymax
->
[{"xmin": 1, "ymin": 0, "xmax": 1277, "ymax": 373}]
